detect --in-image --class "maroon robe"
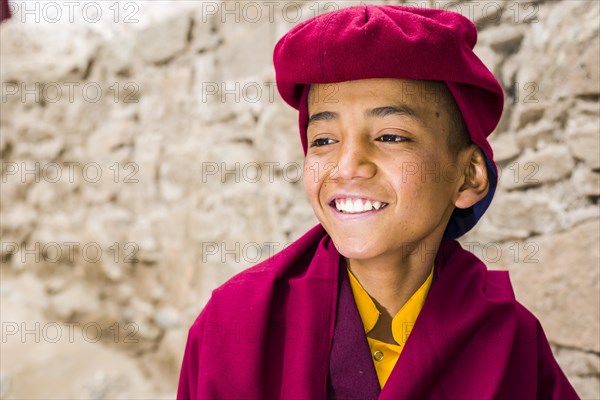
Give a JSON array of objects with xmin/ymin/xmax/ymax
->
[
  {"xmin": 0, "ymin": 0, "xmax": 11, "ymax": 23},
  {"xmin": 177, "ymin": 224, "xmax": 579, "ymax": 399}
]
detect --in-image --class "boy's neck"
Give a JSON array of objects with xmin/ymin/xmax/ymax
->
[{"xmin": 345, "ymin": 238, "xmax": 440, "ymax": 340}]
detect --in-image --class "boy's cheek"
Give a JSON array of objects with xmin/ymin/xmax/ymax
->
[
  {"xmin": 302, "ymin": 163, "xmax": 319, "ymax": 205},
  {"xmin": 302, "ymin": 157, "xmax": 322, "ymax": 191}
]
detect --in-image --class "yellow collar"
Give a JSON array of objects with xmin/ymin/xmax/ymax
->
[{"xmin": 347, "ymin": 264, "xmax": 434, "ymax": 346}]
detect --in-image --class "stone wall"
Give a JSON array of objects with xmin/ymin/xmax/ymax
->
[{"xmin": 0, "ymin": 0, "xmax": 598, "ymax": 398}]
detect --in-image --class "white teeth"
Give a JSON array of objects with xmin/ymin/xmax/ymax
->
[
  {"xmin": 333, "ymin": 198, "xmax": 386, "ymax": 213},
  {"xmin": 345, "ymin": 199, "xmax": 353, "ymax": 212}
]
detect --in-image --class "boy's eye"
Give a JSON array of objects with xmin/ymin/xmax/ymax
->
[
  {"xmin": 310, "ymin": 137, "xmax": 337, "ymax": 147},
  {"xmin": 376, "ymin": 134, "xmax": 409, "ymax": 143}
]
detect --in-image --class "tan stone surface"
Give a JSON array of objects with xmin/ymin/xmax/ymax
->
[
  {"xmin": 469, "ymin": 219, "xmax": 600, "ymax": 352},
  {"xmin": 501, "ymin": 144, "xmax": 575, "ymax": 189}
]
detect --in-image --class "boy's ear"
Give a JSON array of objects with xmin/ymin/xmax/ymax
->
[{"xmin": 454, "ymin": 145, "xmax": 489, "ymax": 209}]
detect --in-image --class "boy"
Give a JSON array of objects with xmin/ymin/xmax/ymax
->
[{"xmin": 178, "ymin": 5, "xmax": 579, "ymax": 399}]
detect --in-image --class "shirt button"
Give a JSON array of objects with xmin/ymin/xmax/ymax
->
[{"xmin": 373, "ymin": 350, "xmax": 384, "ymax": 362}]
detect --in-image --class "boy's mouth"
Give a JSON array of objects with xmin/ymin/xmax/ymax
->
[{"xmin": 329, "ymin": 198, "xmax": 389, "ymax": 214}]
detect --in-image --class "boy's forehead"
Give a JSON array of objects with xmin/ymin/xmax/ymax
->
[{"xmin": 307, "ymin": 78, "xmax": 450, "ymax": 114}]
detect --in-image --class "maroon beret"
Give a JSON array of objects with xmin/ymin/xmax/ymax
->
[{"xmin": 272, "ymin": 4, "xmax": 505, "ymax": 239}]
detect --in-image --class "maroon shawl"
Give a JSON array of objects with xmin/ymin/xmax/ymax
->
[{"xmin": 177, "ymin": 224, "xmax": 579, "ymax": 399}]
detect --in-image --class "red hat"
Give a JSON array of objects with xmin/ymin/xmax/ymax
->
[{"xmin": 273, "ymin": 4, "xmax": 504, "ymax": 239}]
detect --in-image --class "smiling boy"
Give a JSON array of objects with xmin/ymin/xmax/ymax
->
[
  {"xmin": 178, "ymin": 5, "xmax": 579, "ymax": 399},
  {"xmin": 304, "ymin": 79, "xmax": 489, "ymax": 388}
]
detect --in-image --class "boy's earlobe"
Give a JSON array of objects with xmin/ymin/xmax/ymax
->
[{"xmin": 454, "ymin": 146, "xmax": 489, "ymax": 209}]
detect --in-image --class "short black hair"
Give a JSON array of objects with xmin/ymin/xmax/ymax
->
[{"xmin": 437, "ymin": 83, "xmax": 471, "ymax": 153}]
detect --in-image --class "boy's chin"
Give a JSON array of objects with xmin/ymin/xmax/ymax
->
[
  {"xmin": 321, "ymin": 225, "xmax": 390, "ymax": 261},
  {"xmin": 330, "ymin": 239, "xmax": 383, "ymax": 262}
]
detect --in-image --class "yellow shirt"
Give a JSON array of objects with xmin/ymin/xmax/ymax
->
[{"xmin": 347, "ymin": 265, "xmax": 434, "ymax": 388}]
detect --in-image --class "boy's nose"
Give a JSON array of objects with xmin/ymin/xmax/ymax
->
[{"xmin": 332, "ymin": 140, "xmax": 377, "ymax": 181}]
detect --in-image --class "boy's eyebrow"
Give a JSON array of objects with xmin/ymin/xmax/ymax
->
[
  {"xmin": 366, "ymin": 105, "xmax": 419, "ymax": 120},
  {"xmin": 307, "ymin": 111, "xmax": 338, "ymax": 127},
  {"xmin": 307, "ymin": 105, "xmax": 419, "ymax": 127}
]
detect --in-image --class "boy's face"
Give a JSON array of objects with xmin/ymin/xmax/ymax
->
[{"xmin": 303, "ymin": 78, "xmax": 471, "ymax": 261}]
